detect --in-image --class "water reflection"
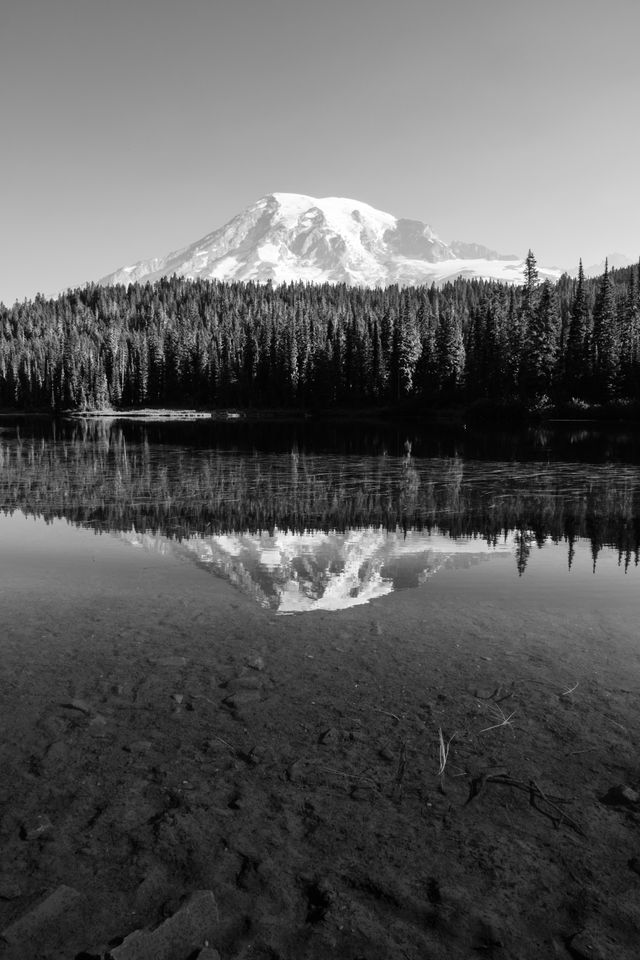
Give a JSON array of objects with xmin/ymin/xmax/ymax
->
[
  {"xmin": 120, "ymin": 526, "xmax": 514, "ymax": 612},
  {"xmin": 0, "ymin": 417, "xmax": 639, "ymax": 611}
]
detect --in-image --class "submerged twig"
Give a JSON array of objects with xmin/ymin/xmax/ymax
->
[{"xmin": 466, "ymin": 772, "xmax": 584, "ymax": 836}]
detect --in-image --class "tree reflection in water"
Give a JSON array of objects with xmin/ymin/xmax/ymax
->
[{"xmin": 0, "ymin": 418, "xmax": 639, "ymax": 580}]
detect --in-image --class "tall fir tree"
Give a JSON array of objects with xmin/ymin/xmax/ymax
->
[
  {"xmin": 591, "ymin": 259, "xmax": 619, "ymax": 398},
  {"xmin": 564, "ymin": 260, "xmax": 591, "ymax": 397}
]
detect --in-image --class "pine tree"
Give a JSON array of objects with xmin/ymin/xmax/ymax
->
[
  {"xmin": 522, "ymin": 280, "xmax": 559, "ymax": 397},
  {"xmin": 565, "ymin": 260, "xmax": 590, "ymax": 397},
  {"xmin": 592, "ymin": 260, "xmax": 619, "ymax": 398},
  {"xmin": 436, "ymin": 306, "xmax": 465, "ymax": 396},
  {"xmin": 618, "ymin": 264, "xmax": 640, "ymax": 396},
  {"xmin": 522, "ymin": 250, "xmax": 540, "ymax": 319}
]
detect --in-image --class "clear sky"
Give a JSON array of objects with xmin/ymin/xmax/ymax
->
[{"xmin": 2, "ymin": 0, "xmax": 639, "ymax": 304}]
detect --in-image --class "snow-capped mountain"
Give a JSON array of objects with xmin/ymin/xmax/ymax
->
[{"xmin": 99, "ymin": 192, "xmax": 562, "ymax": 289}]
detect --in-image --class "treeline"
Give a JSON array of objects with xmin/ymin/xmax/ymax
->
[
  {"xmin": 1, "ymin": 254, "xmax": 639, "ymax": 411},
  {"xmin": 1, "ymin": 420, "xmax": 639, "ymax": 573}
]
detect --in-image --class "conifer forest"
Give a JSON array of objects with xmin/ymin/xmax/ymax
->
[{"xmin": 1, "ymin": 254, "xmax": 639, "ymax": 413}]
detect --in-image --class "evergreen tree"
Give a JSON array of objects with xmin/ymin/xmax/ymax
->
[
  {"xmin": 591, "ymin": 260, "xmax": 619, "ymax": 398},
  {"xmin": 521, "ymin": 280, "xmax": 559, "ymax": 397},
  {"xmin": 565, "ymin": 260, "xmax": 591, "ymax": 397}
]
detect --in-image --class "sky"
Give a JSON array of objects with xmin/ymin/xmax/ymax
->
[{"xmin": 2, "ymin": 0, "xmax": 639, "ymax": 304}]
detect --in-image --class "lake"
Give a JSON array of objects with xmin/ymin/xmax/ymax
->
[
  {"xmin": 1, "ymin": 416, "xmax": 639, "ymax": 613},
  {"xmin": 1, "ymin": 415, "xmax": 640, "ymax": 959}
]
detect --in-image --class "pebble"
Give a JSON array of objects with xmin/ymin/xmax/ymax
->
[
  {"xmin": 152, "ymin": 655, "xmax": 188, "ymax": 668},
  {"xmin": 569, "ymin": 928, "xmax": 606, "ymax": 960},
  {"xmin": 378, "ymin": 745, "xmax": 395, "ymax": 763},
  {"xmin": 197, "ymin": 948, "xmax": 221, "ymax": 960},
  {"xmin": 125, "ymin": 740, "xmax": 153, "ymax": 754},
  {"xmin": 20, "ymin": 814, "xmax": 54, "ymax": 841},
  {"xmin": 319, "ymin": 727, "xmax": 339, "ymax": 745},
  {"xmin": 60, "ymin": 698, "xmax": 93, "ymax": 716},
  {"xmin": 351, "ymin": 784, "xmax": 377, "ymax": 802},
  {"xmin": 224, "ymin": 689, "xmax": 261, "ymax": 708},
  {"xmin": 0, "ymin": 878, "xmax": 23, "ymax": 900},
  {"xmin": 247, "ymin": 654, "xmax": 265, "ymax": 672},
  {"xmin": 286, "ymin": 759, "xmax": 303, "ymax": 782},
  {"xmin": 43, "ymin": 740, "xmax": 69, "ymax": 768},
  {"xmin": 110, "ymin": 889, "xmax": 219, "ymax": 960},
  {"xmin": 171, "ymin": 693, "xmax": 184, "ymax": 704},
  {"xmin": 600, "ymin": 783, "xmax": 639, "ymax": 807}
]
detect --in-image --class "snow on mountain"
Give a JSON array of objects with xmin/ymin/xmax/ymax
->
[{"xmin": 99, "ymin": 192, "xmax": 561, "ymax": 289}]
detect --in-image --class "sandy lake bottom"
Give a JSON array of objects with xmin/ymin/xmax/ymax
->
[{"xmin": 1, "ymin": 514, "xmax": 640, "ymax": 960}]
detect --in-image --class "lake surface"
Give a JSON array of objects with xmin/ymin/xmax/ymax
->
[{"xmin": 1, "ymin": 416, "xmax": 639, "ymax": 613}]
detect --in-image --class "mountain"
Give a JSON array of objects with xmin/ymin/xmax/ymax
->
[
  {"xmin": 99, "ymin": 192, "xmax": 562, "ymax": 289},
  {"xmin": 580, "ymin": 253, "xmax": 635, "ymax": 278}
]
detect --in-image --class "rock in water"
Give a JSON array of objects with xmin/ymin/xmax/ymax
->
[{"xmin": 110, "ymin": 889, "xmax": 219, "ymax": 960}]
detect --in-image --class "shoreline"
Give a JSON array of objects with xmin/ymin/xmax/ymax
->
[{"xmin": 3, "ymin": 399, "xmax": 640, "ymax": 426}]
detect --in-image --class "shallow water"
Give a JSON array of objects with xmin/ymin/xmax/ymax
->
[{"xmin": 1, "ymin": 416, "xmax": 639, "ymax": 614}]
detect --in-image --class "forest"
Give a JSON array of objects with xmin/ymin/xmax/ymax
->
[{"xmin": 0, "ymin": 254, "xmax": 639, "ymax": 414}]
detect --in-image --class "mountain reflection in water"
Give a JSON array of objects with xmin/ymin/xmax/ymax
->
[
  {"xmin": 120, "ymin": 527, "xmax": 514, "ymax": 613},
  {"xmin": 1, "ymin": 417, "xmax": 639, "ymax": 611}
]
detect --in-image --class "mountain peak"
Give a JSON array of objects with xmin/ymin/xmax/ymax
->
[{"xmin": 99, "ymin": 193, "xmax": 561, "ymax": 289}]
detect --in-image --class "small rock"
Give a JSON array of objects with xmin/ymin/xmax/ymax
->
[
  {"xmin": 471, "ymin": 918, "xmax": 503, "ymax": 950},
  {"xmin": 20, "ymin": 814, "xmax": 53, "ymax": 841},
  {"xmin": 569, "ymin": 928, "xmax": 606, "ymax": 960},
  {"xmin": 197, "ymin": 948, "xmax": 221, "ymax": 960},
  {"xmin": 600, "ymin": 784, "xmax": 639, "ymax": 808},
  {"xmin": 319, "ymin": 727, "xmax": 339, "ymax": 745},
  {"xmin": 110, "ymin": 889, "xmax": 219, "ymax": 960},
  {"xmin": 125, "ymin": 740, "xmax": 153, "ymax": 754},
  {"xmin": 43, "ymin": 740, "xmax": 69, "ymax": 769},
  {"xmin": 378, "ymin": 746, "xmax": 395, "ymax": 763},
  {"xmin": 224, "ymin": 689, "xmax": 261, "ymax": 708},
  {"xmin": 351, "ymin": 785, "xmax": 377, "ymax": 802},
  {"xmin": 60, "ymin": 698, "xmax": 93, "ymax": 716},
  {"xmin": 0, "ymin": 878, "xmax": 23, "ymax": 900},
  {"xmin": 171, "ymin": 693, "xmax": 184, "ymax": 704},
  {"xmin": 287, "ymin": 759, "xmax": 303, "ymax": 782},
  {"xmin": 247, "ymin": 654, "xmax": 265, "ymax": 672},
  {"xmin": 153, "ymin": 655, "xmax": 188, "ymax": 668}
]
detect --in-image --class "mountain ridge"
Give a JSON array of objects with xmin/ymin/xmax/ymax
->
[{"xmin": 99, "ymin": 192, "xmax": 562, "ymax": 289}]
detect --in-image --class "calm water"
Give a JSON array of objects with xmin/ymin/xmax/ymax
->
[{"xmin": 1, "ymin": 416, "xmax": 639, "ymax": 613}]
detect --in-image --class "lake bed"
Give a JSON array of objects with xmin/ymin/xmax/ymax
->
[{"xmin": 1, "ymin": 417, "xmax": 639, "ymax": 959}]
